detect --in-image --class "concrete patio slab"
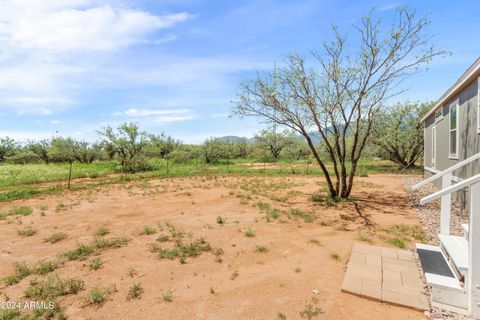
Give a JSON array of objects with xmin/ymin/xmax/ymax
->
[{"xmin": 341, "ymin": 243, "xmax": 429, "ymax": 311}]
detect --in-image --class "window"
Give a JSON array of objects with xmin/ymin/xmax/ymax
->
[
  {"xmin": 435, "ymin": 108, "xmax": 443, "ymax": 122},
  {"xmin": 449, "ymin": 102, "xmax": 459, "ymax": 158}
]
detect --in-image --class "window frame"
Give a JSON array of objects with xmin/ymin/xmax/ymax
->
[
  {"xmin": 431, "ymin": 125, "xmax": 436, "ymax": 168},
  {"xmin": 449, "ymin": 101, "xmax": 459, "ymax": 160},
  {"xmin": 435, "ymin": 107, "xmax": 443, "ymax": 123},
  {"xmin": 477, "ymin": 77, "xmax": 480, "ymax": 133}
]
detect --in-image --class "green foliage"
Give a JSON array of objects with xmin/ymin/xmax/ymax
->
[
  {"xmin": 44, "ymin": 232, "xmax": 68, "ymax": 244},
  {"xmin": 0, "ymin": 137, "xmax": 17, "ymax": 163},
  {"xmin": 388, "ymin": 237, "xmax": 406, "ymax": 249},
  {"xmin": 89, "ymin": 257, "xmax": 104, "ymax": 271},
  {"xmin": 254, "ymin": 128, "xmax": 297, "ymax": 161},
  {"xmin": 35, "ymin": 259, "xmax": 63, "ymax": 275},
  {"xmin": 202, "ymin": 137, "xmax": 234, "ymax": 164},
  {"xmin": 64, "ymin": 244, "xmax": 95, "ymax": 261},
  {"xmin": 384, "ymin": 224, "xmax": 429, "ymax": 249},
  {"xmin": 94, "ymin": 227, "xmax": 110, "ymax": 237},
  {"xmin": 0, "ymin": 308, "xmax": 22, "ymax": 320},
  {"xmin": 82, "ymin": 285, "xmax": 114, "ymax": 306},
  {"xmin": 244, "ymin": 228, "xmax": 255, "ymax": 238},
  {"xmin": 25, "ymin": 274, "xmax": 84, "ymax": 300},
  {"xmin": 10, "ymin": 205, "xmax": 33, "ymax": 216},
  {"xmin": 288, "ymin": 209, "xmax": 314, "ymax": 222},
  {"xmin": 371, "ymin": 101, "xmax": 433, "ymax": 169},
  {"xmin": 160, "ymin": 289, "xmax": 175, "ymax": 302},
  {"xmin": 64, "ymin": 236, "xmax": 129, "ymax": 261},
  {"xmin": 147, "ymin": 133, "xmax": 181, "ymax": 159},
  {"xmin": 98, "ymin": 122, "xmax": 150, "ymax": 173},
  {"xmin": 3, "ymin": 262, "xmax": 32, "ymax": 285},
  {"xmin": 17, "ymin": 227, "xmax": 37, "ymax": 237},
  {"xmin": 139, "ymin": 226, "xmax": 157, "ymax": 235},
  {"xmin": 127, "ymin": 282, "xmax": 144, "ymax": 300},
  {"xmin": 3, "ymin": 258, "xmax": 64, "ymax": 286},
  {"xmin": 150, "ymin": 223, "xmax": 212, "ymax": 263}
]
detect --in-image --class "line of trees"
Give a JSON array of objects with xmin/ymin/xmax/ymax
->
[
  {"xmin": 0, "ymin": 98, "xmax": 430, "ymax": 175},
  {"xmin": 0, "ymin": 123, "xmax": 314, "ymax": 171}
]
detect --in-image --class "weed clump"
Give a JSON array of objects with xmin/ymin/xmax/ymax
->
[
  {"xmin": 89, "ymin": 257, "xmax": 104, "ymax": 271},
  {"xmin": 127, "ymin": 282, "xmax": 143, "ymax": 300},
  {"xmin": 25, "ymin": 274, "xmax": 84, "ymax": 300},
  {"xmin": 244, "ymin": 228, "xmax": 255, "ymax": 238},
  {"xmin": 44, "ymin": 232, "xmax": 68, "ymax": 244},
  {"xmin": 17, "ymin": 227, "xmax": 37, "ymax": 237},
  {"xmin": 150, "ymin": 223, "xmax": 212, "ymax": 263},
  {"xmin": 139, "ymin": 226, "xmax": 157, "ymax": 235},
  {"xmin": 64, "ymin": 236, "xmax": 130, "ymax": 261},
  {"xmin": 82, "ymin": 285, "xmax": 115, "ymax": 306},
  {"xmin": 94, "ymin": 227, "xmax": 109, "ymax": 237},
  {"xmin": 288, "ymin": 209, "xmax": 314, "ymax": 223},
  {"xmin": 10, "ymin": 205, "xmax": 33, "ymax": 216}
]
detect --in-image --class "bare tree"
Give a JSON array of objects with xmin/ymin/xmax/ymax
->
[{"xmin": 234, "ymin": 7, "xmax": 446, "ymax": 199}]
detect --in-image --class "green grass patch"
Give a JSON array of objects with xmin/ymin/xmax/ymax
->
[
  {"xmin": 64, "ymin": 236, "xmax": 129, "ymax": 261},
  {"xmin": 357, "ymin": 233, "xmax": 373, "ymax": 243},
  {"xmin": 127, "ymin": 282, "xmax": 143, "ymax": 300},
  {"xmin": 44, "ymin": 232, "xmax": 68, "ymax": 244},
  {"xmin": 89, "ymin": 257, "xmax": 104, "ymax": 271},
  {"xmin": 160, "ymin": 289, "xmax": 174, "ymax": 302},
  {"xmin": 288, "ymin": 209, "xmax": 314, "ymax": 223},
  {"xmin": 10, "ymin": 205, "xmax": 33, "ymax": 216},
  {"xmin": 3, "ymin": 262, "xmax": 32, "ymax": 285},
  {"xmin": 25, "ymin": 274, "xmax": 84, "ymax": 300},
  {"xmin": 244, "ymin": 228, "xmax": 255, "ymax": 238},
  {"xmin": 388, "ymin": 237, "xmax": 406, "ymax": 249},
  {"xmin": 139, "ymin": 226, "xmax": 157, "ymax": 236},
  {"xmin": 94, "ymin": 227, "xmax": 110, "ymax": 237},
  {"xmin": 150, "ymin": 223, "xmax": 212, "ymax": 264},
  {"xmin": 82, "ymin": 285, "xmax": 115, "ymax": 306}
]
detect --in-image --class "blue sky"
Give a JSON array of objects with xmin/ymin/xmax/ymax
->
[{"xmin": 0, "ymin": 0, "xmax": 479, "ymax": 143}]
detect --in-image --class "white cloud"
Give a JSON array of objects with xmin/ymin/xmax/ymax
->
[
  {"xmin": 50, "ymin": 120, "xmax": 63, "ymax": 124},
  {"xmin": 0, "ymin": 0, "xmax": 191, "ymax": 114},
  {"xmin": 112, "ymin": 108, "xmax": 190, "ymax": 117},
  {"xmin": 377, "ymin": 4, "xmax": 401, "ymax": 12},
  {"xmin": 0, "ymin": 2, "xmax": 189, "ymax": 51},
  {"xmin": 112, "ymin": 108, "xmax": 198, "ymax": 123}
]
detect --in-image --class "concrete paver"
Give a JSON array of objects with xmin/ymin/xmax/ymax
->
[{"xmin": 341, "ymin": 243, "xmax": 429, "ymax": 311}]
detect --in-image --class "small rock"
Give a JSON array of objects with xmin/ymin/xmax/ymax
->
[{"xmin": 312, "ymin": 289, "xmax": 319, "ymax": 295}]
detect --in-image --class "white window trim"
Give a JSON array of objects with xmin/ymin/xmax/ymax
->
[
  {"xmin": 477, "ymin": 77, "xmax": 480, "ymax": 133},
  {"xmin": 431, "ymin": 126, "xmax": 436, "ymax": 169},
  {"xmin": 449, "ymin": 101, "xmax": 459, "ymax": 160},
  {"xmin": 435, "ymin": 107, "xmax": 443, "ymax": 123}
]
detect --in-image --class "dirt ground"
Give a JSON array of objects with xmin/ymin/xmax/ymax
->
[{"xmin": 0, "ymin": 174, "xmax": 426, "ymax": 320}]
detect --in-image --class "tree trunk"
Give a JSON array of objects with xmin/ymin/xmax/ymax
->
[{"xmin": 303, "ymin": 134, "xmax": 337, "ymax": 198}]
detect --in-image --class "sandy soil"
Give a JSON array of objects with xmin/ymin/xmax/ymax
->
[{"xmin": 0, "ymin": 174, "xmax": 425, "ymax": 320}]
